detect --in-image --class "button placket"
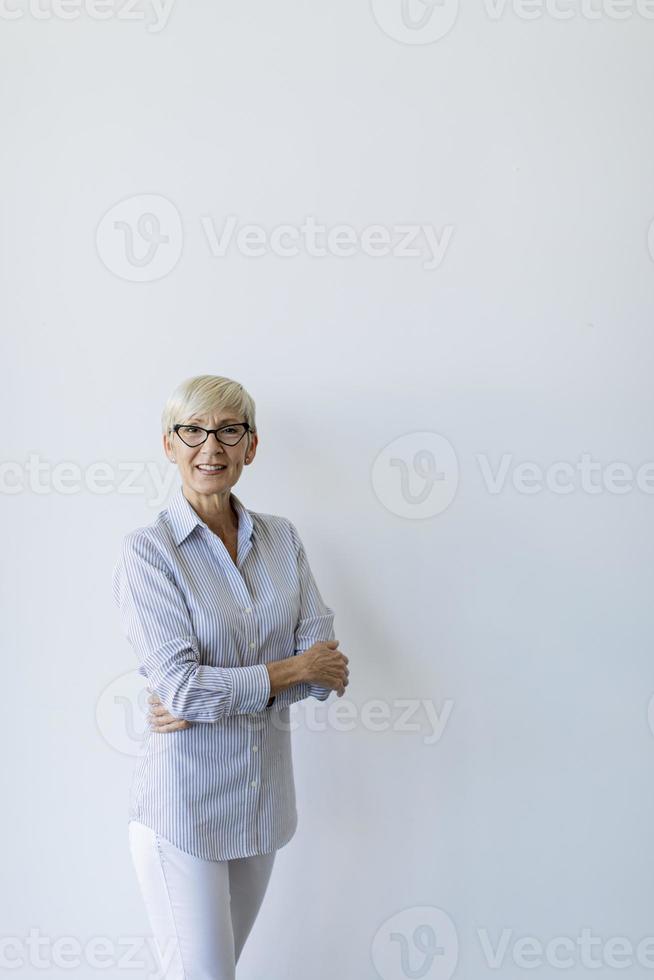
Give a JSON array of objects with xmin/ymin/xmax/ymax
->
[
  {"xmin": 249, "ymin": 725, "xmax": 262, "ymax": 789},
  {"xmin": 241, "ymin": 604, "xmax": 254, "ymax": 663},
  {"xmin": 206, "ymin": 535, "xmax": 258, "ymax": 664}
]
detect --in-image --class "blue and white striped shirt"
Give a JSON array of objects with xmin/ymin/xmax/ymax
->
[{"xmin": 111, "ymin": 485, "xmax": 335, "ymax": 860}]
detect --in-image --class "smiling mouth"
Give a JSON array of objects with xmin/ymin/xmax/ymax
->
[{"xmin": 196, "ymin": 464, "xmax": 227, "ymax": 473}]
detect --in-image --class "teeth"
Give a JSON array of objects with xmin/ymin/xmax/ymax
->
[{"xmin": 198, "ymin": 465, "xmax": 226, "ymax": 471}]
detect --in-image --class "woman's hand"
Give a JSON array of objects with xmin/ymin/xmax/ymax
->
[
  {"xmin": 146, "ymin": 691, "xmax": 192, "ymax": 732},
  {"xmin": 298, "ymin": 640, "xmax": 349, "ymax": 696}
]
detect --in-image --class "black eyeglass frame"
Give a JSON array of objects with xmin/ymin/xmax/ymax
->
[{"xmin": 172, "ymin": 422, "xmax": 251, "ymax": 448}]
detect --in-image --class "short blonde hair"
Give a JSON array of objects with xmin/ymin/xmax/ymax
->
[{"xmin": 161, "ymin": 375, "xmax": 257, "ymax": 446}]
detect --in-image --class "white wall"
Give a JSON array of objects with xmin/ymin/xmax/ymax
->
[{"xmin": 3, "ymin": 1, "xmax": 654, "ymax": 977}]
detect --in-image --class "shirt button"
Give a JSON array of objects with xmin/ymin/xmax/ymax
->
[
  {"xmin": 249, "ymin": 642, "xmax": 255, "ymax": 649},
  {"xmin": 244, "ymin": 607, "xmax": 252, "ymax": 614},
  {"xmin": 250, "ymin": 779, "xmax": 257, "ymax": 787},
  {"xmin": 252, "ymin": 745, "xmax": 258, "ymax": 752}
]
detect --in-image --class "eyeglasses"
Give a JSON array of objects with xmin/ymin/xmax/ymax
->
[{"xmin": 173, "ymin": 422, "xmax": 251, "ymax": 448}]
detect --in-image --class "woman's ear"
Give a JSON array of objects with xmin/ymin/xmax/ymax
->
[{"xmin": 162, "ymin": 431, "xmax": 176, "ymax": 463}]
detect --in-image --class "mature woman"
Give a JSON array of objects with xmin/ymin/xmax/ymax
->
[{"xmin": 112, "ymin": 374, "xmax": 349, "ymax": 980}]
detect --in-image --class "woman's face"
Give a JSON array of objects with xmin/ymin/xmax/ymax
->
[{"xmin": 163, "ymin": 410, "xmax": 257, "ymax": 498}]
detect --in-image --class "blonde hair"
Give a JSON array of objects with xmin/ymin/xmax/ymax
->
[{"xmin": 161, "ymin": 375, "xmax": 257, "ymax": 447}]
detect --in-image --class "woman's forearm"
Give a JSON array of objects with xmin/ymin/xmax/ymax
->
[{"xmin": 265, "ymin": 656, "xmax": 308, "ymax": 696}]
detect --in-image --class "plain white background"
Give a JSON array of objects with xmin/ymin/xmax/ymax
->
[{"xmin": 2, "ymin": 1, "xmax": 654, "ymax": 978}]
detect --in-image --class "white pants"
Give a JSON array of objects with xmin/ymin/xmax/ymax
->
[{"xmin": 128, "ymin": 820, "xmax": 276, "ymax": 980}]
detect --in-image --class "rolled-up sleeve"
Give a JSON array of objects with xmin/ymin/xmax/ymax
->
[
  {"xmin": 112, "ymin": 532, "xmax": 271, "ymax": 721},
  {"xmin": 272, "ymin": 522, "xmax": 336, "ymax": 707}
]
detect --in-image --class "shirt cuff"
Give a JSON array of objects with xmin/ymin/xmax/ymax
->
[
  {"xmin": 229, "ymin": 663, "xmax": 272, "ymax": 713},
  {"xmin": 307, "ymin": 683, "xmax": 331, "ymax": 701}
]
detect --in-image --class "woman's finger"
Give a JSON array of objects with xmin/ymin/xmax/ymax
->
[
  {"xmin": 152, "ymin": 721, "xmax": 179, "ymax": 732},
  {"xmin": 148, "ymin": 710, "xmax": 176, "ymax": 724},
  {"xmin": 148, "ymin": 708, "xmax": 190, "ymax": 729},
  {"xmin": 151, "ymin": 718, "xmax": 188, "ymax": 732}
]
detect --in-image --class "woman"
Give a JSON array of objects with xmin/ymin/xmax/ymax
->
[{"xmin": 112, "ymin": 374, "xmax": 349, "ymax": 980}]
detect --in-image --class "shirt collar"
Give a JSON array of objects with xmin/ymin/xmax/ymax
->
[{"xmin": 166, "ymin": 484, "xmax": 254, "ymax": 548}]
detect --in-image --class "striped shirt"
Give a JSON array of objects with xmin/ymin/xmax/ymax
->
[{"xmin": 111, "ymin": 484, "xmax": 335, "ymax": 860}]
